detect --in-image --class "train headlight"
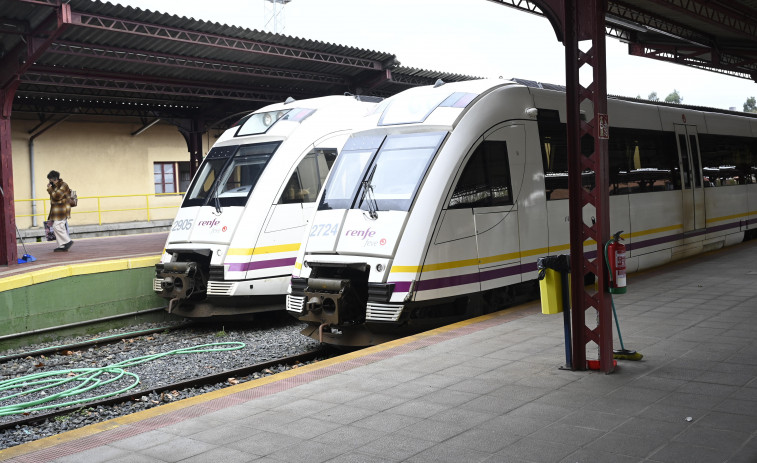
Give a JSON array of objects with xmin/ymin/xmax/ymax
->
[{"xmin": 263, "ymin": 113, "xmax": 273, "ymax": 126}]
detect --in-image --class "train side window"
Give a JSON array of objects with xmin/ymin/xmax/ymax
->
[
  {"xmin": 449, "ymin": 140, "xmax": 512, "ymax": 208},
  {"xmin": 279, "ymin": 153, "xmax": 320, "ymax": 204},
  {"xmin": 699, "ymin": 134, "xmax": 756, "ymax": 186},
  {"xmin": 608, "ymin": 128, "xmax": 680, "ymax": 194}
]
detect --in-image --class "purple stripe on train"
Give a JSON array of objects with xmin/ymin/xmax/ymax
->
[
  {"xmin": 391, "ymin": 262, "xmax": 539, "ymax": 293},
  {"xmin": 227, "ymin": 257, "xmax": 297, "ymax": 272},
  {"xmin": 389, "ymin": 220, "xmax": 751, "ymax": 293}
]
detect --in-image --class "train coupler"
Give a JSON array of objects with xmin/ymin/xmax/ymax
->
[{"xmin": 155, "ymin": 262, "xmax": 207, "ymax": 303}]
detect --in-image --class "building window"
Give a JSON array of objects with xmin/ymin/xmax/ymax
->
[{"xmin": 154, "ymin": 162, "xmax": 191, "ymax": 193}]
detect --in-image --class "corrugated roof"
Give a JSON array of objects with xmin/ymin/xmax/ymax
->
[
  {"xmin": 0, "ymin": 0, "xmax": 477, "ymax": 126},
  {"xmin": 2, "ymin": 0, "xmax": 755, "ymax": 128}
]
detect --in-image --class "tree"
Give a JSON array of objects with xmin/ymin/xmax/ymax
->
[
  {"xmin": 744, "ymin": 96, "xmax": 757, "ymax": 113},
  {"xmin": 665, "ymin": 90, "xmax": 682, "ymax": 104},
  {"xmin": 648, "ymin": 91, "xmax": 659, "ymax": 101}
]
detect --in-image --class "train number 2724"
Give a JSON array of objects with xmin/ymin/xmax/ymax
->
[{"xmin": 310, "ymin": 223, "xmax": 339, "ymax": 237}]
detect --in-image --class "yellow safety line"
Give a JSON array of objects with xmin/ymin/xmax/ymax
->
[
  {"xmin": 227, "ymin": 243, "xmax": 300, "ymax": 256},
  {"xmin": 0, "ymin": 255, "xmax": 161, "ymax": 293},
  {"xmin": 389, "ymin": 223, "xmax": 683, "ymax": 275},
  {"xmin": 0, "ymin": 302, "xmax": 536, "ymax": 461}
]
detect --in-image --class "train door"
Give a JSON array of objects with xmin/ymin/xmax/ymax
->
[
  {"xmin": 472, "ymin": 124, "xmax": 523, "ymax": 291},
  {"xmin": 261, "ymin": 149, "xmax": 336, "ymax": 240},
  {"xmin": 674, "ymin": 124, "xmax": 705, "ymax": 238}
]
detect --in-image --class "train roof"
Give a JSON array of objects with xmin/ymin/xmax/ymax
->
[{"xmin": 512, "ymin": 78, "xmax": 757, "ymax": 120}]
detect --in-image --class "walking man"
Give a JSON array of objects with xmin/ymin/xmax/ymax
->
[{"xmin": 47, "ymin": 170, "xmax": 74, "ymax": 251}]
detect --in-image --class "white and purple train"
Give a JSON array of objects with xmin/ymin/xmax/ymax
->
[
  {"xmin": 153, "ymin": 95, "xmax": 379, "ymax": 317},
  {"xmin": 287, "ymin": 78, "xmax": 757, "ymax": 346}
]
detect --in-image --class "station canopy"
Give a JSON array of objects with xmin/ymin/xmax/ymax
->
[
  {"xmin": 0, "ymin": 0, "xmax": 477, "ymax": 129},
  {"xmin": 493, "ymin": 0, "xmax": 757, "ymax": 84},
  {"xmin": 2, "ymin": 0, "xmax": 757, "ymax": 129}
]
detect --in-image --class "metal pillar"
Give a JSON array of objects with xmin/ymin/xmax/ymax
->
[
  {"xmin": 0, "ymin": 3, "xmax": 72, "ymax": 266},
  {"xmin": 0, "ymin": 84, "xmax": 19, "ymax": 266},
  {"xmin": 540, "ymin": 0, "xmax": 614, "ymax": 372},
  {"xmin": 177, "ymin": 119, "xmax": 206, "ymax": 177}
]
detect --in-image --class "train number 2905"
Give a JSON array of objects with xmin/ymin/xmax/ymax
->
[
  {"xmin": 310, "ymin": 223, "xmax": 339, "ymax": 237},
  {"xmin": 172, "ymin": 219, "xmax": 193, "ymax": 231}
]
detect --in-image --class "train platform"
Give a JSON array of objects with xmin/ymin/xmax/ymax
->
[
  {"xmin": 1, "ymin": 240, "xmax": 757, "ymax": 463},
  {"xmin": 1, "ymin": 232, "xmax": 168, "ymax": 280}
]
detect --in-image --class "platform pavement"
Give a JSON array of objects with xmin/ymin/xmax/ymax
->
[
  {"xmin": 2, "ymin": 231, "xmax": 169, "ymax": 279},
  {"xmin": 1, "ymin": 240, "xmax": 756, "ymax": 463}
]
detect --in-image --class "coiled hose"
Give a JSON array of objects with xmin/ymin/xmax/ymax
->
[{"xmin": 0, "ymin": 342, "xmax": 245, "ymax": 416}]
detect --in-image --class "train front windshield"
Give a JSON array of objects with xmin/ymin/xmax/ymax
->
[
  {"xmin": 182, "ymin": 141, "xmax": 281, "ymax": 208},
  {"xmin": 318, "ymin": 131, "xmax": 445, "ymax": 212}
]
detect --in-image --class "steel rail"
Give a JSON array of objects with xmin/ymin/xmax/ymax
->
[
  {"xmin": 0, "ymin": 323, "xmax": 193, "ymax": 364},
  {"xmin": 0, "ymin": 348, "xmax": 328, "ymax": 432}
]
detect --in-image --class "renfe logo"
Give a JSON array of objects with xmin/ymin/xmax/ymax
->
[
  {"xmin": 345, "ymin": 228, "xmax": 376, "ymax": 239},
  {"xmin": 197, "ymin": 219, "xmax": 221, "ymax": 228}
]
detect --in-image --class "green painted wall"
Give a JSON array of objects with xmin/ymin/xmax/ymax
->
[{"xmin": 0, "ymin": 268, "xmax": 172, "ymax": 350}]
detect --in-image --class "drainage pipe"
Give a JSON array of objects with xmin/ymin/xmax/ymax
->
[{"xmin": 28, "ymin": 116, "xmax": 71, "ymax": 227}]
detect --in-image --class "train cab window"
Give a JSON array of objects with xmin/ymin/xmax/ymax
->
[
  {"xmin": 448, "ymin": 140, "xmax": 512, "ymax": 208},
  {"xmin": 184, "ymin": 142, "xmax": 279, "ymax": 208},
  {"xmin": 279, "ymin": 149, "xmax": 337, "ymax": 204},
  {"xmin": 319, "ymin": 134, "xmax": 384, "ymax": 211},
  {"xmin": 357, "ymin": 131, "xmax": 445, "ymax": 212},
  {"xmin": 215, "ymin": 143, "xmax": 276, "ymax": 206},
  {"xmin": 699, "ymin": 134, "xmax": 757, "ymax": 186},
  {"xmin": 183, "ymin": 145, "xmax": 237, "ymax": 207}
]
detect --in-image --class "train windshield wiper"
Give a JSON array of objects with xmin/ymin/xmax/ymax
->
[
  {"xmin": 359, "ymin": 164, "xmax": 379, "ymax": 219},
  {"xmin": 212, "ymin": 183, "xmax": 223, "ymax": 215}
]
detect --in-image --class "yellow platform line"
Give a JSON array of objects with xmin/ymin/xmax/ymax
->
[
  {"xmin": 0, "ymin": 255, "xmax": 161, "ymax": 293},
  {"xmin": 0, "ymin": 303, "xmax": 536, "ymax": 461}
]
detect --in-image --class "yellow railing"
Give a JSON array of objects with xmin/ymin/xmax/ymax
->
[{"xmin": 14, "ymin": 192, "xmax": 184, "ymax": 227}]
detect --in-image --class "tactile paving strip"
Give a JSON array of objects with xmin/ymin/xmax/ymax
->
[{"xmin": 2, "ymin": 305, "xmax": 537, "ymax": 462}]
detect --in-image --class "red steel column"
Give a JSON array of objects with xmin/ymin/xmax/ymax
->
[
  {"xmin": 0, "ymin": 3, "xmax": 72, "ymax": 266},
  {"xmin": 539, "ymin": 0, "xmax": 614, "ymax": 372},
  {"xmin": 564, "ymin": 0, "xmax": 614, "ymax": 372},
  {"xmin": 0, "ymin": 83, "xmax": 19, "ymax": 266}
]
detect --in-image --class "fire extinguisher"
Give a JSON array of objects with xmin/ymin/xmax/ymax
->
[{"xmin": 605, "ymin": 230, "xmax": 627, "ymax": 294}]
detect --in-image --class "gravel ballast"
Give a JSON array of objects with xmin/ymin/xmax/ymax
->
[{"xmin": 0, "ymin": 314, "xmax": 322, "ymax": 450}]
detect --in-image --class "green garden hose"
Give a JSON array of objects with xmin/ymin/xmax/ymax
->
[{"xmin": 0, "ymin": 342, "xmax": 245, "ymax": 416}]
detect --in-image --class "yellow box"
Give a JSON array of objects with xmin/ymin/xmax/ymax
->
[{"xmin": 539, "ymin": 268, "xmax": 564, "ymax": 314}]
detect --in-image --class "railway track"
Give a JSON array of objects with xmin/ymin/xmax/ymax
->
[
  {"xmin": 0, "ymin": 348, "xmax": 328, "ymax": 433},
  {"xmin": 0, "ymin": 323, "xmax": 192, "ymax": 364},
  {"xmin": 0, "ymin": 314, "xmax": 326, "ymax": 448}
]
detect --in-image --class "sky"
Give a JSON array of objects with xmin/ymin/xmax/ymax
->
[{"xmin": 114, "ymin": 0, "xmax": 757, "ymax": 111}]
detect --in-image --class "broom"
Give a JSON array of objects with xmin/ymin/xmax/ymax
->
[
  {"xmin": 604, "ymin": 234, "xmax": 642, "ymax": 361},
  {"xmin": 0, "ymin": 185, "xmax": 36, "ymax": 264}
]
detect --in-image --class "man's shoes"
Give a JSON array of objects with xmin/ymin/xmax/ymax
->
[{"xmin": 53, "ymin": 241, "xmax": 73, "ymax": 252}]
